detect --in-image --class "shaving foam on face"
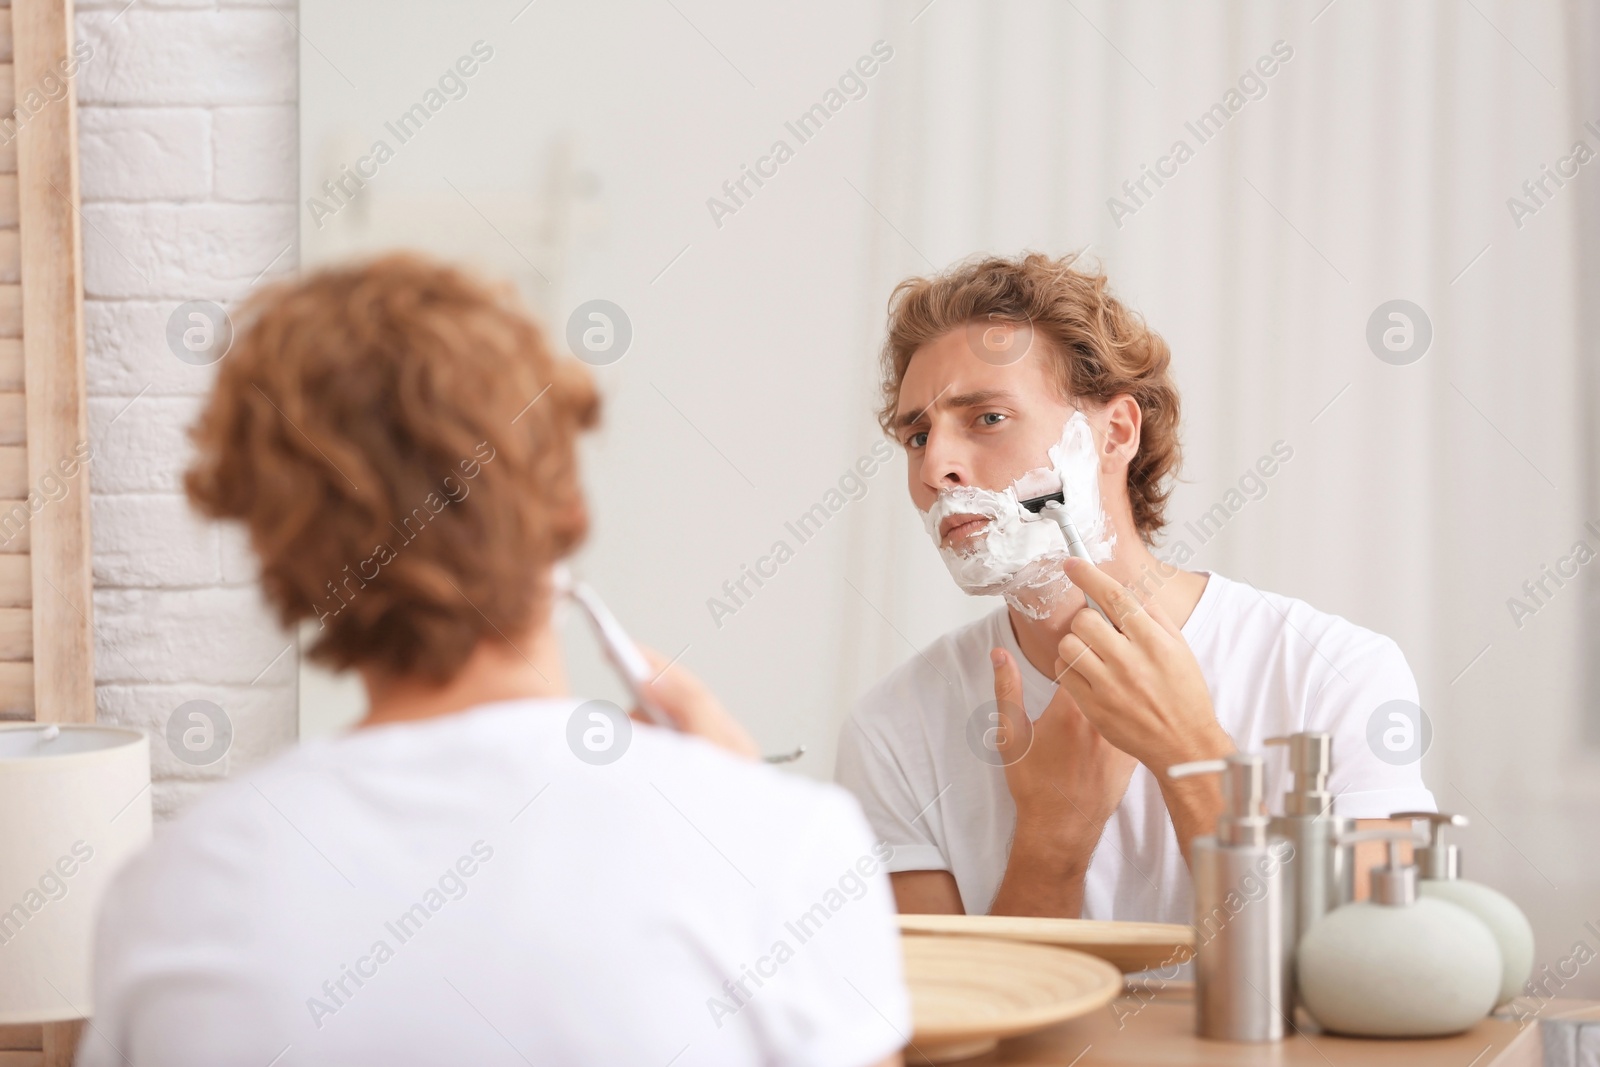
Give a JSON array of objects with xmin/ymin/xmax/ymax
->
[{"xmin": 920, "ymin": 410, "xmax": 1115, "ymax": 619}]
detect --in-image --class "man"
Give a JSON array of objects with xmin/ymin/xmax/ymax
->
[
  {"xmin": 80, "ymin": 256, "xmax": 907, "ymax": 1067},
  {"xmin": 835, "ymin": 253, "xmax": 1435, "ymax": 921}
]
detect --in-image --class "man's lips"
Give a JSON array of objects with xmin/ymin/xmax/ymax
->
[{"xmin": 940, "ymin": 514, "xmax": 990, "ymax": 548}]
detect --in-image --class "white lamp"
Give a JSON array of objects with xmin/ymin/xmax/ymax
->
[{"xmin": 0, "ymin": 723, "xmax": 151, "ymax": 1024}]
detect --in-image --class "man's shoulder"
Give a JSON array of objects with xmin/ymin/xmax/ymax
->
[
  {"xmin": 1201, "ymin": 572, "xmax": 1404, "ymax": 671},
  {"xmin": 643, "ymin": 722, "xmax": 869, "ymax": 818},
  {"xmin": 95, "ymin": 745, "xmax": 328, "ymax": 953},
  {"xmin": 848, "ymin": 607, "xmax": 1002, "ymax": 734}
]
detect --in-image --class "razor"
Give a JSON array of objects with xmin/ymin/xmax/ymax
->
[{"xmin": 1018, "ymin": 486, "xmax": 1112, "ymax": 626}]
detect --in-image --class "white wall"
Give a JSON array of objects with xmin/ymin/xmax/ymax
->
[{"xmin": 76, "ymin": 0, "xmax": 300, "ymax": 819}]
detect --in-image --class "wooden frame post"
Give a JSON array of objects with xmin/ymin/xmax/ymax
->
[
  {"xmin": 15, "ymin": 0, "xmax": 91, "ymax": 728},
  {"xmin": 2, "ymin": 0, "xmax": 95, "ymax": 1059}
]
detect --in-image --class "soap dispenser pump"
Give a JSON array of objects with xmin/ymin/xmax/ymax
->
[
  {"xmin": 1392, "ymin": 811, "xmax": 1534, "ymax": 1008},
  {"xmin": 1265, "ymin": 732, "xmax": 1353, "ymax": 948},
  {"xmin": 1296, "ymin": 827, "xmax": 1501, "ymax": 1037},
  {"xmin": 1167, "ymin": 752, "xmax": 1291, "ymax": 1041}
]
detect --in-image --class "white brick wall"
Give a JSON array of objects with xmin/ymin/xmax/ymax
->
[{"xmin": 76, "ymin": 0, "xmax": 300, "ymax": 819}]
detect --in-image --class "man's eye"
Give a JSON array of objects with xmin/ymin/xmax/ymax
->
[
  {"xmin": 979, "ymin": 412, "xmax": 1006, "ymax": 427},
  {"xmin": 907, "ymin": 431, "xmax": 928, "ymax": 449}
]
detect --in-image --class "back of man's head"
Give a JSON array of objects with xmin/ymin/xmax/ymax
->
[{"xmin": 186, "ymin": 253, "xmax": 599, "ymax": 683}]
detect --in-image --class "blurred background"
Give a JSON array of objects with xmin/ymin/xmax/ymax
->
[{"xmin": 296, "ymin": 0, "xmax": 1599, "ymax": 993}]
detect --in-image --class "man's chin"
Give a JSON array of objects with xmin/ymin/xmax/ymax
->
[
  {"xmin": 939, "ymin": 552, "xmax": 1073, "ymax": 618},
  {"xmin": 1000, "ymin": 563, "xmax": 1076, "ymax": 621},
  {"xmin": 1003, "ymin": 579, "xmax": 1076, "ymax": 621},
  {"xmin": 943, "ymin": 534, "xmax": 988, "ymax": 557}
]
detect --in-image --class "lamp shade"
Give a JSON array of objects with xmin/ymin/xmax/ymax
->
[{"xmin": 0, "ymin": 724, "xmax": 151, "ymax": 1023}]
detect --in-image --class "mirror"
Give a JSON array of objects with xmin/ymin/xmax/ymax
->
[{"xmin": 295, "ymin": 1, "xmax": 1600, "ymax": 868}]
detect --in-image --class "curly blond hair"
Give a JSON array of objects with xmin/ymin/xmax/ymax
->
[
  {"xmin": 186, "ymin": 253, "xmax": 599, "ymax": 683},
  {"xmin": 878, "ymin": 252, "xmax": 1182, "ymax": 542}
]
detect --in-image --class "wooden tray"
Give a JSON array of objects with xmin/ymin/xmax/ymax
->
[
  {"xmin": 902, "ymin": 934, "xmax": 1124, "ymax": 1063},
  {"xmin": 898, "ymin": 913, "xmax": 1194, "ymax": 973}
]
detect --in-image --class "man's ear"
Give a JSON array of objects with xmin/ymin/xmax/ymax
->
[{"xmin": 1101, "ymin": 395, "xmax": 1142, "ymax": 466}]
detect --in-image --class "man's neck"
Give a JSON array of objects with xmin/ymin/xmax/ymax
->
[
  {"xmin": 1008, "ymin": 542, "xmax": 1209, "ymax": 682},
  {"xmin": 358, "ymin": 624, "xmax": 567, "ymax": 730}
]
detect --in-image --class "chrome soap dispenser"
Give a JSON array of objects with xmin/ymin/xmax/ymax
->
[
  {"xmin": 1167, "ymin": 752, "xmax": 1292, "ymax": 1041},
  {"xmin": 1265, "ymin": 732, "xmax": 1353, "ymax": 948},
  {"xmin": 1393, "ymin": 811, "xmax": 1534, "ymax": 1008}
]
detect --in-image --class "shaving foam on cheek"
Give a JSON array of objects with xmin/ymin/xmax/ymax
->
[
  {"xmin": 1043, "ymin": 411, "xmax": 1114, "ymax": 561},
  {"xmin": 920, "ymin": 410, "xmax": 1114, "ymax": 619}
]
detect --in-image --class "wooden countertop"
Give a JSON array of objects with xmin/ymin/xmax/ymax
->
[{"xmin": 959, "ymin": 980, "xmax": 1600, "ymax": 1066}]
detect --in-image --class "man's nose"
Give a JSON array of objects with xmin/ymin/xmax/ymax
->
[{"xmin": 920, "ymin": 428, "xmax": 969, "ymax": 490}]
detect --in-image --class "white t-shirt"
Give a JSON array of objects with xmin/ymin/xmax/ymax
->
[
  {"xmin": 835, "ymin": 572, "xmax": 1436, "ymax": 922},
  {"xmin": 81, "ymin": 698, "xmax": 908, "ymax": 1067}
]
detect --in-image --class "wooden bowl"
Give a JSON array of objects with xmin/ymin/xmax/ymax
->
[
  {"xmin": 898, "ymin": 913, "xmax": 1194, "ymax": 974},
  {"xmin": 901, "ymin": 934, "xmax": 1123, "ymax": 1063}
]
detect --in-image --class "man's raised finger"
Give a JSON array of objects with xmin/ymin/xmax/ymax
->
[
  {"xmin": 1055, "ymin": 630, "xmax": 1109, "ymax": 691},
  {"xmin": 1064, "ymin": 557, "xmax": 1160, "ymax": 638},
  {"xmin": 989, "ymin": 648, "xmax": 1031, "ymax": 760},
  {"xmin": 991, "ymin": 646, "xmax": 1023, "ymax": 708}
]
